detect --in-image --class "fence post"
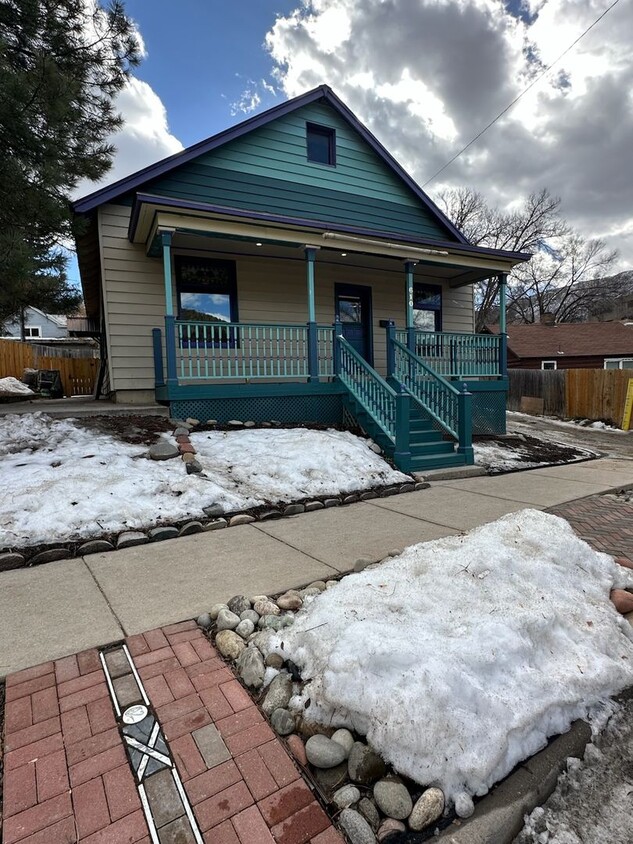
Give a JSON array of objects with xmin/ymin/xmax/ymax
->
[
  {"xmin": 152, "ymin": 329, "xmax": 164, "ymax": 386},
  {"xmin": 332, "ymin": 320, "xmax": 342, "ymax": 376},
  {"xmin": 380, "ymin": 320, "xmax": 396, "ymax": 378},
  {"xmin": 164, "ymin": 316, "xmax": 178, "ymax": 385},
  {"xmin": 307, "ymin": 321, "xmax": 319, "ymax": 382},
  {"xmin": 457, "ymin": 382, "xmax": 474, "ymax": 464},
  {"xmin": 394, "ymin": 387, "xmax": 411, "ymax": 472}
]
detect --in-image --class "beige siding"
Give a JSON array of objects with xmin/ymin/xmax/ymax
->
[{"xmin": 99, "ymin": 203, "xmax": 476, "ymax": 393}]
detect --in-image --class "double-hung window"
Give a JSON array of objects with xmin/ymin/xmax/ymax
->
[{"xmin": 175, "ymin": 256, "xmax": 238, "ymax": 347}]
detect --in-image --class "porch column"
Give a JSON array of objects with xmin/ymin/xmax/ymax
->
[
  {"xmin": 305, "ymin": 246, "xmax": 319, "ymax": 382},
  {"xmin": 161, "ymin": 229, "xmax": 177, "ymax": 385},
  {"xmin": 498, "ymin": 272, "xmax": 508, "ymax": 377},
  {"xmin": 405, "ymin": 260, "xmax": 417, "ymax": 352}
]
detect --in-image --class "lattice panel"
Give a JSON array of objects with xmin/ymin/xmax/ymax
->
[
  {"xmin": 170, "ymin": 394, "xmax": 344, "ymax": 425},
  {"xmin": 471, "ymin": 390, "xmax": 507, "ymax": 435}
]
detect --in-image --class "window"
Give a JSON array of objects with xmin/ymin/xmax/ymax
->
[
  {"xmin": 412, "ymin": 283, "xmax": 442, "ymax": 332},
  {"xmin": 175, "ymin": 256, "xmax": 237, "ymax": 346},
  {"xmin": 541, "ymin": 360, "xmax": 557, "ymax": 370},
  {"xmin": 306, "ymin": 123, "xmax": 336, "ymax": 165},
  {"xmin": 23, "ymin": 327, "xmax": 41, "ymax": 338},
  {"xmin": 604, "ymin": 358, "xmax": 633, "ymax": 369}
]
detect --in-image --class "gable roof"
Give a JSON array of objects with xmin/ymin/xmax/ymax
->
[
  {"xmin": 490, "ymin": 321, "xmax": 633, "ymax": 358},
  {"xmin": 73, "ymin": 85, "xmax": 466, "ymax": 244}
]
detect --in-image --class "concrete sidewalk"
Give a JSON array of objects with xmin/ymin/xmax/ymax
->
[{"xmin": 2, "ymin": 457, "xmax": 632, "ymax": 677}]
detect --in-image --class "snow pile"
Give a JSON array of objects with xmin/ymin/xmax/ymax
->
[
  {"xmin": 518, "ymin": 696, "xmax": 633, "ymax": 844},
  {"xmin": 273, "ymin": 510, "xmax": 633, "ymax": 806},
  {"xmin": 0, "ymin": 376, "xmax": 34, "ymax": 398},
  {"xmin": 190, "ymin": 428, "xmax": 408, "ymax": 501},
  {"xmin": 0, "ymin": 414, "xmax": 406, "ymax": 547}
]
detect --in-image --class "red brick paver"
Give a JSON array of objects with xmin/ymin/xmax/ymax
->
[
  {"xmin": 548, "ymin": 493, "xmax": 633, "ymax": 560},
  {"xmin": 2, "ymin": 623, "xmax": 340, "ymax": 844}
]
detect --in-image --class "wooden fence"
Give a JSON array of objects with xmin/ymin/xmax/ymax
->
[
  {"xmin": 508, "ymin": 368, "xmax": 633, "ymax": 426},
  {"xmin": 0, "ymin": 339, "xmax": 99, "ymax": 397}
]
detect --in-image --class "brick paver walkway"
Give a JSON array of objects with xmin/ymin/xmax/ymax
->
[
  {"xmin": 548, "ymin": 493, "xmax": 633, "ymax": 562},
  {"xmin": 1, "ymin": 621, "xmax": 342, "ymax": 844}
]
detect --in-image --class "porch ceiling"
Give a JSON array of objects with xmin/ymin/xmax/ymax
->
[{"xmin": 132, "ymin": 195, "xmax": 529, "ymax": 287}]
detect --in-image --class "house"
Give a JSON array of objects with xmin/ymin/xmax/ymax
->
[
  {"xmin": 2, "ymin": 307, "xmax": 68, "ymax": 340},
  {"xmin": 490, "ymin": 318, "xmax": 633, "ymax": 370},
  {"xmin": 72, "ymin": 85, "xmax": 529, "ymax": 472}
]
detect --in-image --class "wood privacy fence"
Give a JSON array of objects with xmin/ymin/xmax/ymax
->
[
  {"xmin": 0, "ymin": 339, "xmax": 99, "ymax": 397},
  {"xmin": 508, "ymin": 368, "xmax": 633, "ymax": 426}
]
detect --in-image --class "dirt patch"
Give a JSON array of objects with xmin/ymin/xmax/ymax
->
[
  {"xmin": 74, "ymin": 414, "xmax": 173, "ymax": 445},
  {"xmin": 475, "ymin": 432, "xmax": 594, "ymax": 474}
]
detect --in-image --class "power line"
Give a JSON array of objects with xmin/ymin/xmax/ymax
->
[{"xmin": 422, "ymin": 0, "xmax": 622, "ymax": 188}]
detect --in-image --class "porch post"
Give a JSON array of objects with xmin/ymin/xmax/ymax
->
[
  {"xmin": 405, "ymin": 260, "xmax": 417, "ymax": 352},
  {"xmin": 380, "ymin": 319, "xmax": 396, "ymax": 379},
  {"xmin": 161, "ymin": 230, "xmax": 177, "ymax": 385},
  {"xmin": 457, "ymin": 383, "xmax": 474, "ymax": 464},
  {"xmin": 498, "ymin": 272, "xmax": 508, "ymax": 378},
  {"xmin": 305, "ymin": 246, "xmax": 319, "ymax": 382}
]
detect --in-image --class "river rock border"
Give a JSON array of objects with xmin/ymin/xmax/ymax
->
[
  {"xmin": 197, "ymin": 580, "xmax": 456, "ymax": 844},
  {"xmin": 0, "ymin": 412, "xmax": 429, "ymax": 572}
]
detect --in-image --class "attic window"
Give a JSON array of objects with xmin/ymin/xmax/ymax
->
[{"xmin": 306, "ymin": 123, "xmax": 336, "ymax": 165}]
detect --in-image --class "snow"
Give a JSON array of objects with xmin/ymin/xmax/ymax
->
[
  {"xmin": 271, "ymin": 510, "xmax": 633, "ymax": 807},
  {"xmin": 0, "ymin": 377, "xmax": 34, "ymax": 397},
  {"xmin": 517, "ymin": 696, "xmax": 633, "ymax": 844},
  {"xmin": 0, "ymin": 414, "xmax": 407, "ymax": 547},
  {"xmin": 508, "ymin": 411, "xmax": 627, "ymax": 434}
]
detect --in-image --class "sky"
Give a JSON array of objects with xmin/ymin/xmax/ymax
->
[{"xmin": 69, "ymin": 0, "xmax": 633, "ymax": 283}]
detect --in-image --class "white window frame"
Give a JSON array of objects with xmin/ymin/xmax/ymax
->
[
  {"xmin": 23, "ymin": 327, "xmax": 41, "ymax": 338},
  {"xmin": 604, "ymin": 358, "xmax": 633, "ymax": 370},
  {"xmin": 541, "ymin": 360, "xmax": 557, "ymax": 370}
]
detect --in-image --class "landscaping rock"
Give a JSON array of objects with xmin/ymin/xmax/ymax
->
[
  {"xmin": 415, "ymin": 482, "xmax": 430, "ymax": 490},
  {"xmin": 373, "ymin": 778, "xmax": 412, "ymax": 821},
  {"xmin": 312, "ymin": 761, "xmax": 348, "ymax": 797},
  {"xmin": 271, "ymin": 708, "xmax": 295, "ymax": 735},
  {"xmin": 265, "ymin": 653, "xmax": 285, "ymax": 669},
  {"xmin": 388, "ymin": 549, "xmax": 402, "ymax": 557},
  {"xmin": 216, "ymin": 608, "xmax": 241, "ymax": 630},
  {"xmin": 186, "ymin": 459, "xmax": 203, "ymax": 474},
  {"xmin": 228, "ymin": 595, "xmax": 251, "ymax": 615},
  {"xmin": 331, "ymin": 728, "xmax": 355, "ymax": 758},
  {"xmin": 283, "ymin": 504, "xmax": 305, "ymax": 516},
  {"xmin": 258, "ymin": 615, "xmax": 293, "ymax": 632},
  {"xmin": 358, "ymin": 798, "xmax": 380, "ymax": 831},
  {"xmin": 306, "ymin": 734, "xmax": 348, "ymax": 769},
  {"xmin": 236, "ymin": 647, "xmax": 265, "ymax": 688},
  {"xmin": 399, "ymin": 483, "xmax": 415, "ymax": 493},
  {"xmin": 203, "ymin": 503, "xmax": 224, "ymax": 518},
  {"xmin": 305, "ymin": 501, "xmax": 325, "ymax": 511},
  {"xmin": 210, "ymin": 603, "xmax": 229, "ymax": 620},
  {"xmin": 339, "ymin": 808, "xmax": 377, "ymax": 844},
  {"xmin": 196, "ymin": 612, "xmax": 212, "ymax": 629},
  {"xmin": 185, "ymin": 417, "xmax": 200, "ymax": 426},
  {"xmin": 229, "ymin": 514, "xmax": 255, "ymax": 526},
  {"xmin": 286, "ymin": 734, "xmax": 307, "ymax": 766},
  {"xmin": 235, "ymin": 619, "xmax": 255, "ymax": 639},
  {"xmin": 377, "ymin": 819, "xmax": 405, "ymax": 841},
  {"xmin": 149, "ymin": 526, "xmax": 179, "ymax": 542},
  {"xmin": 206, "ymin": 419, "xmax": 218, "ymax": 426},
  {"xmin": 360, "ymin": 491, "xmax": 378, "ymax": 500},
  {"xmin": 179, "ymin": 521, "xmax": 203, "ymax": 536},
  {"xmin": 348, "ymin": 742, "xmax": 387, "ymax": 785},
  {"xmin": 307, "ymin": 581, "xmax": 327, "ymax": 592},
  {"xmin": 277, "ymin": 592, "xmax": 303, "ymax": 611},
  {"xmin": 182, "ymin": 452, "xmax": 196, "ymax": 464},
  {"xmin": 253, "ymin": 599, "xmax": 280, "ymax": 616},
  {"xmin": 215, "ymin": 629, "xmax": 246, "ymax": 660},
  {"xmin": 173, "ymin": 427, "xmax": 190, "ymax": 436},
  {"xmin": 454, "ymin": 792, "xmax": 474, "ymax": 819},
  {"xmin": 408, "ymin": 787, "xmax": 445, "ymax": 831},
  {"xmin": 204, "ymin": 519, "xmax": 227, "ymax": 531},
  {"xmin": 299, "ymin": 587, "xmax": 321, "ymax": 600},
  {"xmin": 77, "ymin": 540, "xmax": 114, "ymax": 556},
  {"xmin": 149, "ymin": 441, "xmax": 179, "ymax": 460},
  {"xmin": 240, "ymin": 609, "xmax": 260, "ymax": 625},
  {"xmin": 369, "ymin": 443, "xmax": 382, "ymax": 454},
  {"xmin": 0, "ymin": 551, "xmax": 26, "ymax": 571},
  {"xmin": 30, "ymin": 548, "xmax": 69, "ymax": 564},
  {"xmin": 116, "ymin": 531, "xmax": 148, "ymax": 550},
  {"xmin": 324, "ymin": 498, "xmax": 340, "ymax": 508},
  {"xmin": 354, "ymin": 558, "xmax": 373, "ymax": 572},
  {"xmin": 169, "ymin": 418, "xmax": 189, "ymax": 427},
  {"xmin": 228, "ymin": 420, "xmax": 243, "ymax": 427},
  {"xmin": 243, "ymin": 420, "xmax": 256, "ymax": 428},
  {"xmin": 258, "ymin": 509, "xmax": 282, "ymax": 520},
  {"xmin": 262, "ymin": 672, "xmax": 293, "ymax": 715},
  {"xmin": 343, "ymin": 494, "xmax": 360, "ymax": 504},
  {"xmin": 333, "ymin": 785, "xmax": 361, "ymax": 810}
]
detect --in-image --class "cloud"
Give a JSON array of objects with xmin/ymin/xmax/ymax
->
[{"xmin": 264, "ymin": 0, "xmax": 633, "ymax": 265}]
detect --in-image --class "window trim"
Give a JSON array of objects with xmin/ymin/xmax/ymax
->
[
  {"xmin": 23, "ymin": 326, "xmax": 42, "ymax": 338},
  {"xmin": 541, "ymin": 360, "xmax": 558, "ymax": 370},
  {"xmin": 412, "ymin": 282, "xmax": 442, "ymax": 332},
  {"xmin": 174, "ymin": 255, "xmax": 239, "ymax": 348},
  {"xmin": 306, "ymin": 122, "xmax": 336, "ymax": 166},
  {"xmin": 604, "ymin": 357, "xmax": 633, "ymax": 370}
]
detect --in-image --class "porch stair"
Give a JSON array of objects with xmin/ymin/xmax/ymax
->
[{"xmin": 343, "ymin": 394, "xmax": 468, "ymax": 473}]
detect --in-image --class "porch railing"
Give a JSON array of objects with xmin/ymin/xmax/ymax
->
[{"xmin": 395, "ymin": 328, "xmax": 502, "ymax": 378}]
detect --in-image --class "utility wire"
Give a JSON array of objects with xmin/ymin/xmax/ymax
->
[{"xmin": 422, "ymin": 0, "xmax": 622, "ymax": 188}]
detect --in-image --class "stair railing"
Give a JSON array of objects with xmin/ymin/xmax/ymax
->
[{"xmin": 335, "ymin": 333, "xmax": 410, "ymax": 468}]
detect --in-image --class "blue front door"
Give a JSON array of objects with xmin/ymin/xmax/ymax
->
[{"xmin": 335, "ymin": 284, "xmax": 373, "ymax": 364}]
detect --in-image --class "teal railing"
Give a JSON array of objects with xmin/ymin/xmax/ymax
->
[
  {"xmin": 391, "ymin": 337, "xmax": 472, "ymax": 458},
  {"xmin": 173, "ymin": 320, "xmax": 336, "ymax": 381},
  {"xmin": 395, "ymin": 329, "xmax": 502, "ymax": 378}
]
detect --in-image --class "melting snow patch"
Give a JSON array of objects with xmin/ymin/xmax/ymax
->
[{"xmin": 273, "ymin": 510, "xmax": 633, "ymax": 806}]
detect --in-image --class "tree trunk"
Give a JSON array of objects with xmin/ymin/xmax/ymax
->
[{"xmin": 19, "ymin": 308, "xmax": 26, "ymax": 341}]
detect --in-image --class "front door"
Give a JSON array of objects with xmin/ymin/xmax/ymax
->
[{"xmin": 335, "ymin": 284, "xmax": 373, "ymax": 364}]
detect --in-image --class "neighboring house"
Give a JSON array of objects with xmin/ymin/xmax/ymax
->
[
  {"xmin": 489, "ymin": 319, "xmax": 633, "ymax": 370},
  {"xmin": 2, "ymin": 307, "xmax": 68, "ymax": 339},
  {"xmin": 72, "ymin": 85, "xmax": 529, "ymax": 471}
]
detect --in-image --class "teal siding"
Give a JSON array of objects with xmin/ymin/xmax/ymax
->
[{"xmin": 145, "ymin": 101, "xmax": 455, "ymax": 242}]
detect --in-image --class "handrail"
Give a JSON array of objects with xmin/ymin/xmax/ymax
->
[
  {"xmin": 336, "ymin": 335, "xmax": 398, "ymax": 441},
  {"xmin": 395, "ymin": 328, "xmax": 502, "ymax": 378},
  {"xmin": 392, "ymin": 338, "xmax": 462, "ymax": 439}
]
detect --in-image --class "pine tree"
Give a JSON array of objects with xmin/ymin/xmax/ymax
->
[{"xmin": 0, "ymin": 0, "xmax": 141, "ymax": 327}]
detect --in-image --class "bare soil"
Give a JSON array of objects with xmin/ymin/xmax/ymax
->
[
  {"xmin": 475, "ymin": 432, "xmax": 594, "ymax": 473},
  {"xmin": 74, "ymin": 414, "xmax": 173, "ymax": 445}
]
